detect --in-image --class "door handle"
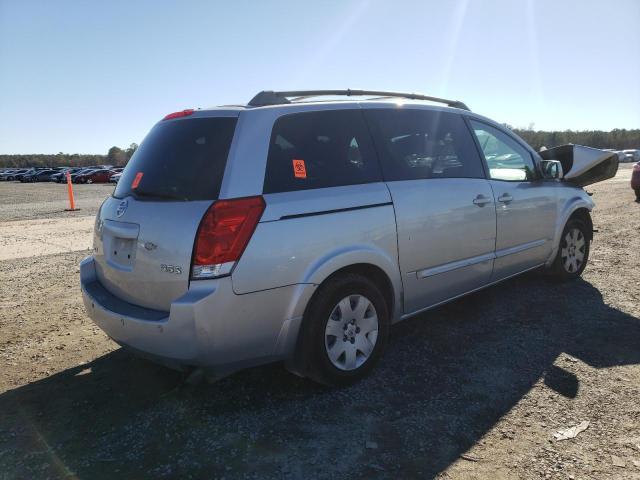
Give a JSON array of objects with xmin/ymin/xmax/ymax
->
[
  {"xmin": 472, "ymin": 194, "xmax": 492, "ymax": 206},
  {"xmin": 497, "ymin": 193, "xmax": 513, "ymax": 203}
]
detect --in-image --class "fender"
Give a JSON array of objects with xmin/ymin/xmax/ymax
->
[{"xmin": 545, "ymin": 193, "xmax": 594, "ymax": 267}]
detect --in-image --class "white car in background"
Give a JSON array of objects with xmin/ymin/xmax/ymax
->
[
  {"xmin": 622, "ymin": 149, "xmax": 640, "ymax": 163},
  {"xmin": 109, "ymin": 172, "xmax": 122, "ymax": 183}
]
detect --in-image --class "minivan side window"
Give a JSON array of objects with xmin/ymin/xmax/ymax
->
[
  {"xmin": 470, "ymin": 120, "xmax": 536, "ymax": 182},
  {"xmin": 364, "ymin": 109, "xmax": 485, "ymax": 181},
  {"xmin": 263, "ymin": 110, "xmax": 381, "ymax": 194}
]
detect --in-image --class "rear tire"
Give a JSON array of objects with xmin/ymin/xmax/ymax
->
[
  {"xmin": 300, "ymin": 273, "xmax": 389, "ymax": 387},
  {"xmin": 547, "ymin": 218, "xmax": 590, "ymax": 281}
]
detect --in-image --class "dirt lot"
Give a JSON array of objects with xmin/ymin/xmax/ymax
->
[
  {"xmin": 1, "ymin": 166, "xmax": 639, "ymax": 480},
  {"xmin": 0, "ymin": 181, "xmax": 111, "ymax": 222}
]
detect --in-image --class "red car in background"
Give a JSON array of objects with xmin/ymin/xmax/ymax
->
[
  {"xmin": 73, "ymin": 168, "xmax": 116, "ymax": 184},
  {"xmin": 632, "ymin": 162, "xmax": 640, "ymax": 202}
]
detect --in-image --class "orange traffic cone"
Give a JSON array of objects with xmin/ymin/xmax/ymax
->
[{"xmin": 64, "ymin": 171, "xmax": 80, "ymax": 211}]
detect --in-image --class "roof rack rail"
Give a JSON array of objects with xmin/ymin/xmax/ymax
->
[{"xmin": 247, "ymin": 89, "xmax": 470, "ymax": 110}]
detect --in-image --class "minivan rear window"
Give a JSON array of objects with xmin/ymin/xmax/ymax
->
[{"xmin": 113, "ymin": 117, "xmax": 237, "ymax": 201}]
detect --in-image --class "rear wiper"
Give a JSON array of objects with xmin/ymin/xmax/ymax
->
[{"xmin": 132, "ymin": 188, "xmax": 185, "ymax": 201}]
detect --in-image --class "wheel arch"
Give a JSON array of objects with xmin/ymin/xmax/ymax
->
[
  {"xmin": 309, "ymin": 263, "xmax": 396, "ymax": 319},
  {"xmin": 299, "ymin": 246, "xmax": 402, "ymax": 321},
  {"xmin": 546, "ymin": 197, "xmax": 594, "ymax": 267},
  {"xmin": 568, "ymin": 207, "xmax": 594, "ymax": 240}
]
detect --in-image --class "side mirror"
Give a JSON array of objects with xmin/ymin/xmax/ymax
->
[{"xmin": 541, "ymin": 159, "xmax": 564, "ymax": 180}]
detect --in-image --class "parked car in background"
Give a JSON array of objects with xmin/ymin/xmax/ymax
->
[
  {"xmin": 81, "ymin": 89, "xmax": 617, "ymax": 386},
  {"xmin": 632, "ymin": 162, "xmax": 640, "ymax": 202},
  {"xmin": 70, "ymin": 168, "xmax": 96, "ymax": 182},
  {"xmin": 1, "ymin": 169, "xmax": 29, "ymax": 181},
  {"xmin": 109, "ymin": 172, "xmax": 122, "ymax": 183},
  {"xmin": 74, "ymin": 168, "xmax": 116, "ymax": 183},
  {"xmin": 21, "ymin": 169, "xmax": 58, "ymax": 182},
  {"xmin": 14, "ymin": 169, "xmax": 38, "ymax": 181},
  {"xmin": 51, "ymin": 167, "xmax": 83, "ymax": 182},
  {"xmin": 622, "ymin": 149, "xmax": 640, "ymax": 163}
]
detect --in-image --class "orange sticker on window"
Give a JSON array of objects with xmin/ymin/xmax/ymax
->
[
  {"xmin": 292, "ymin": 159, "xmax": 307, "ymax": 179},
  {"xmin": 131, "ymin": 172, "xmax": 144, "ymax": 189}
]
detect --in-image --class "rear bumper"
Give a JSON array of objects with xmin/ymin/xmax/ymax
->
[{"xmin": 80, "ymin": 256, "xmax": 315, "ymax": 375}]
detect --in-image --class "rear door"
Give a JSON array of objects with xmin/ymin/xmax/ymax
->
[
  {"xmin": 469, "ymin": 120, "xmax": 557, "ymax": 280},
  {"xmin": 365, "ymin": 108, "xmax": 497, "ymax": 314},
  {"xmin": 231, "ymin": 108, "xmax": 397, "ymax": 294},
  {"xmin": 93, "ymin": 112, "xmax": 238, "ymax": 311}
]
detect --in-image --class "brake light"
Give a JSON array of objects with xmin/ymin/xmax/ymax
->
[
  {"xmin": 163, "ymin": 109, "xmax": 194, "ymax": 121},
  {"xmin": 191, "ymin": 196, "xmax": 265, "ymax": 279}
]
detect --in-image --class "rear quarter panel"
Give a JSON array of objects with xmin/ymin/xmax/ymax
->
[{"xmin": 231, "ymin": 183, "xmax": 403, "ymax": 320}]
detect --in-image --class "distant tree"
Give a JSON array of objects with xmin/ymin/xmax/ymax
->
[
  {"xmin": 125, "ymin": 143, "xmax": 138, "ymax": 161},
  {"xmin": 0, "ymin": 153, "xmax": 107, "ymax": 168},
  {"xmin": 106, "ymin": 146, "xmax": 127, "ymax": 166},
  {"xmin": 513, "ymin": 129, "xmax": 640, "ymax": 151}
]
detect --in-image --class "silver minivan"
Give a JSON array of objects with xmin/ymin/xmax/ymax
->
[{"xmin": 81, "ymin": 90, "xmax": 616, "ymax": 386}]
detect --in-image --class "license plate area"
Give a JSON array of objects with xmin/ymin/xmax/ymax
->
[
  {"xmin": 102, "ymin": 220, "xmax": 140, "ymax": 272},
  {"xmin": 108, "ymin": 237, "xmax": 137, "ymax": 269}
]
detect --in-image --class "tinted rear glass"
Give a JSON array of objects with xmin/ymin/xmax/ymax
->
[
  {"xmin": 114, "ymin": 117, "xmax": 237, "ymax": 201},
  {"xmin": 364, "ymin": 109, "xmax": 484, "ymax": 181},
  {"xmin": 263, "ymin": 109, "xmax": 381, "ymax": 194}
]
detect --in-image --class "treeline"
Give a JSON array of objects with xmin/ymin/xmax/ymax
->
[
  {"xmin": 0, "ymin": 144, "xmax": 138, "ymax": 168},
  {"xmin": 511, "ymin": 127, "xmax": 640, "ymax": 151},
  {"xmin": 1, "ymin": 129, "xmax": 639, "ymax": 168}
]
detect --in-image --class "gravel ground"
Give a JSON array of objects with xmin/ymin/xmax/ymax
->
[
  {"xmin": 0, "ymin": 166, "xmax": 639, "ymax": 479},
  {"xmin": 0, "ymin": 181, "xmax": 112, "ymax": 222},
  {"xmin": 0, "ymin": 217, "xmax": 93, "ymax": 261}
]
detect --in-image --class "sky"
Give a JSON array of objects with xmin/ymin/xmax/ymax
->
[{"xmin": 0, "ymin": 0, "xmax": 639, "ymax": 154}]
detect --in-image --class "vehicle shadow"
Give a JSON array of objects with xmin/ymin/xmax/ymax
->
[{"xmin": 1, "ymin": 274, "xmax": 639, "ymax": 479}]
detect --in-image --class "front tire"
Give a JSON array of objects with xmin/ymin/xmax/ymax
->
[
  {"xmin": 300, "ymin": 273, "xmax": 390, "ymax": 387},
  {"xmin": 547, "ymin": 218, "xmax": 590, "ymax": 281}
]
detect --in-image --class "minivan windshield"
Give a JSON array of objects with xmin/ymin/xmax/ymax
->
[{"xmin": 113, "ymin": 116, "xmax": 237, "ymax": 201}]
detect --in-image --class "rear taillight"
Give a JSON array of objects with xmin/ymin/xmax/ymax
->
[
  {"xmin": 191, "ymin": 196, "xmax": 265, "ymax": 280},
  {"xmin": 163, "ymin": 109, "xmax": 194, "ymax": 121}
]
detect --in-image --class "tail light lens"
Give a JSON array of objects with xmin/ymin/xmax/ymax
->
[{"xmin": 191, "ymin": 196, "xmax": 265, "ymax": 279}]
